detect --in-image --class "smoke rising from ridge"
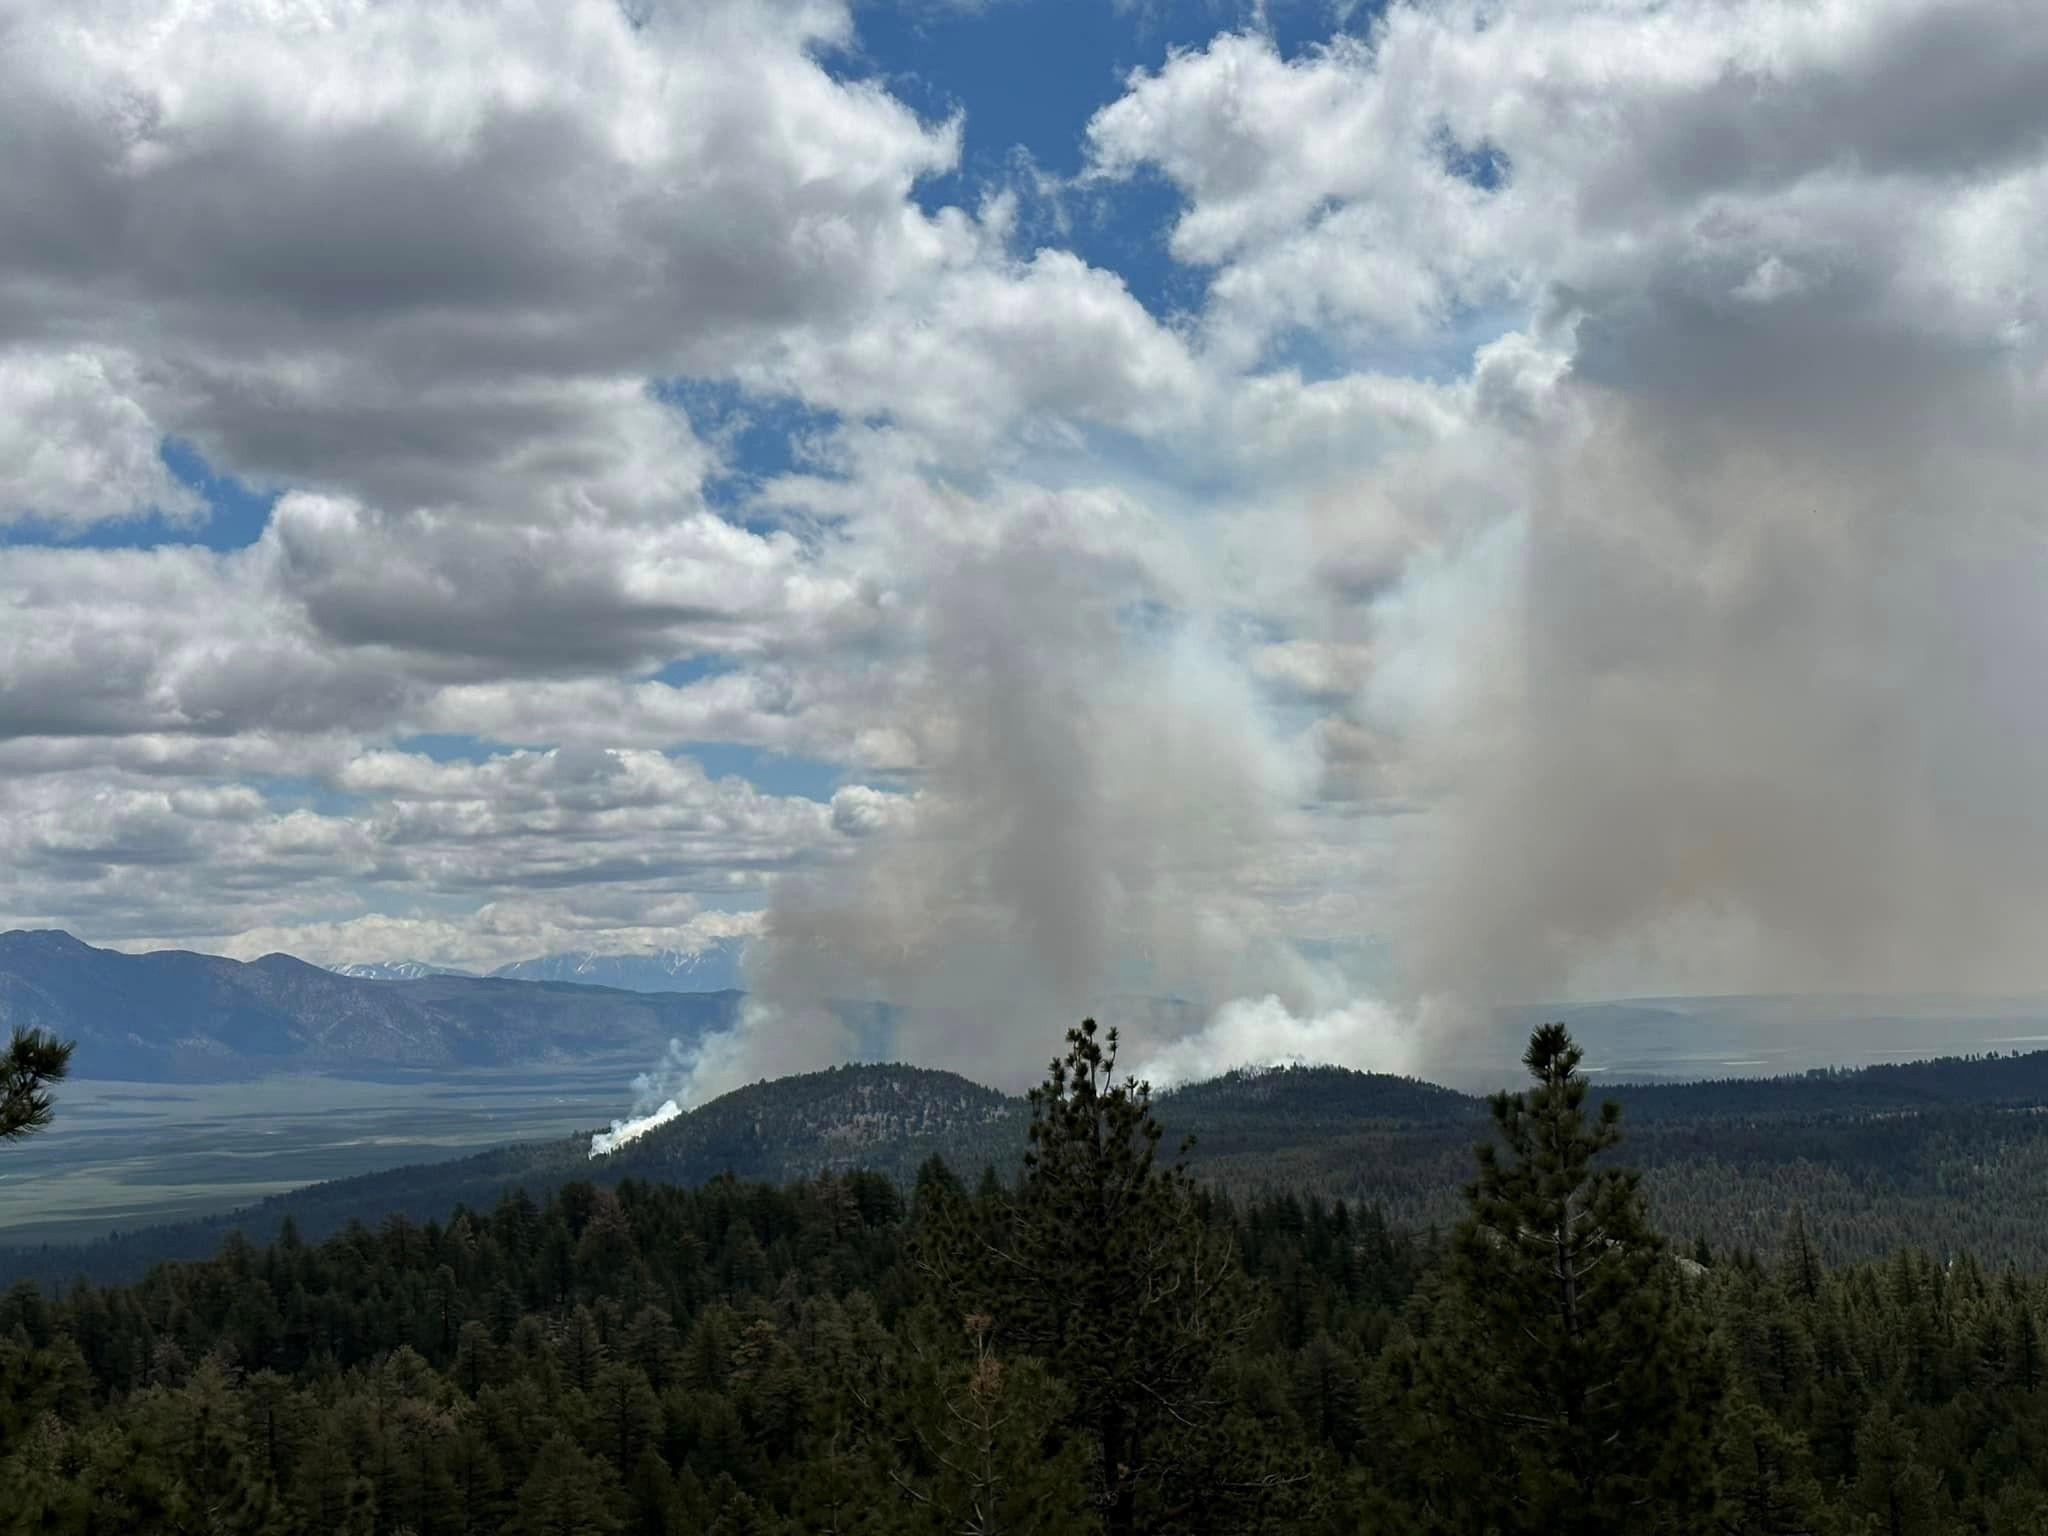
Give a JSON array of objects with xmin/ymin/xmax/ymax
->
[
  {"xmin": 652, "ymin": 524, "xmax": 1414, "ymax": 1101},
  {"xmin": 589, "ymin": 1098, "xmax": 680, "ymax": 1157},
  {"xmin": 596, "ymin": 0, "xmax": 2048, "ymax": 1113},
  {"xmin": 643, "ymin": 339, "xmax": 2048, "ymax": 1104}
]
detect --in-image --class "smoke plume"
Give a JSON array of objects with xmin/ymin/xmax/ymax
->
[
  {"xmin": 642, "ymin": 523, "xmax": 1413, "ymax": 1103},
  {"xmin": 1396, "ymin": 342, "xmax": 2048, "ymax": 1013},
  {"xmin": 609, "ymin": 328, "xmax": 2048, "ymax": 1114},
  {"xmin": 589, "ymin": 1099, "xmax": 680, "ymax": 1157}
]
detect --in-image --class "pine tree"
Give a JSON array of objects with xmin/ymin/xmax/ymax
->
[
  {"xmin": 863, "ymin": 1310, "xmax": 1092, "ymax": 1535},
  {"xmin": 557, "ymin": 1306, "xmax": 606, "ymax": 1394},
  {"xmin": 0, "ymin": 1027, "xmax": 72, "ymax": 1144},
  {"xmin": 918, "ymin": 1019, "xmax": 1274, "ymax": 1536},
  {"xmin": 588, "ymin": 1363, "xmax": 659, "ymax": 1473},
  {"xmin": 1406, "ymin": 1023, "xmax": 1725, "ymax": 1535},
  {"xmin": 1716, "ymin": 1397, "xmax": 1824, "ymax": 1534},
  {"xmin": 1780, "ymin": 1208, "xmax": 1824, "ymax": 1307},
  {"xmin": 508, "ymin": 1432, "xmax": 624, "ymax": 1536},
  {"xmin": 1288, "ymin": 1333, "xmax": 1363, "ymax": 1457},
  {"xmin": 1847, "ymin": 1402, "xmax": 1942, "ymax": 1536}
]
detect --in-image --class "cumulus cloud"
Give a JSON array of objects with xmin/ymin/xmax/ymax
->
[
  {"xmin": 0, "ymin": 352, "xmax": 204, "ymax": 528},
  {"xmin": 3, "ymin": 0, "xmax": 2046, "ymax": 1090},
  {"xmin": 0, "ymin": 742, "xmax": 867, "ymax": 960},
  {"xmin": 198, "ymin": 903, "xmax": 765, "ymax": 976}
]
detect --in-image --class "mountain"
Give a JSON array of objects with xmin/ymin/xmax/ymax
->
[
  {"xmin": 328, "ymin": 959, "xmax": 473, "ymax": 981},
  {"xmin": 612, "ymin": 1061, "xmax": 1020, "ymax": 1185},
  {"xmin": 17, "ymin": 1045, "xmax": 2048, "ymax": 1286},
  {"xmin": 485, "ymin": 939, "xmax": 747, "ymax": 993},
  {"xmin": 0, "ymin": 929, "xmax": 740, "ymax": 1081}
]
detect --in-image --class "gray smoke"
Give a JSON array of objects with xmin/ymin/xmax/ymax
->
[
  {"xmin": 668, "ymin": 523, "xmax": 1410, "ymax": 1099},
  {"xmin": 1398, "ymin": 326, "xmax": 2048, "ymax": 1014},
  {"xmin": 633, "ymin": 322, "xmax": 2048, "ymax": 1107},
  {"xmin": 661, "ymin": 324, "xmax": 2048, "ymax": 1102}
]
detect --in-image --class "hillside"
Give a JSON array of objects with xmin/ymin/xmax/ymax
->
[
  {"xmin": 1158, "ymin": 1062, "xmax": 1475, "ymax": 1136},
  {"xmin": 606, "ymin": 1061, "xmax": 1019, "ymax": 1186},
  {"xmin": 0, "ymin": 1062, "xmax": 1024, "ymax": 1283},
  {"xmin": 16, "ymin": 1046, "xmax": 2048, "ymax": 1285},
  {"xmin": 0, "ymin": 929, "xmax": 740, "ymax": 1080}
]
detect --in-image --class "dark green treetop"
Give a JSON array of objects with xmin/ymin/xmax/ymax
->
[
  {"xmin": 916, "ymin": 1018, "xmax": 1296, "ymax": 1535},
  {"xmin": 1, "ymin": 1026, "xmax": 73, "ymax": 1143},
  {"xmin": 1406, "ymin": 1022, "xmax": 1726, "ymax": 1535}
]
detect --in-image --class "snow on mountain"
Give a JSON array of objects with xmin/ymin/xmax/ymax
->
[
  {"xmin": 487, "ymin": 939, "xmax": 745, "ymax": 993},
  {"xmin": 327, "ymin": 959, "xmax": 472, "ymax": 981}
]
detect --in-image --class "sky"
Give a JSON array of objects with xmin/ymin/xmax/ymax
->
[{"xmin": 3, "ymin": 0, "xmax": 2046, "ymax": 1090}]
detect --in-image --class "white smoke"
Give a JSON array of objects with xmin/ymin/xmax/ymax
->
[
  {"xmin": 587, "ymin": 1035, "xmax": 705, "ymax": 1157},
  {"xmin": 1133, "ymin": 994, "xmax": 1421, "ymax": 1089},
  {"xmin": 589, "ymin": 1098, "xmax": 680, "ymax": 1158}
]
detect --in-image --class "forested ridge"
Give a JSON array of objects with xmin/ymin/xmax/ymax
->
[
  {"xmin": 15, "ymin": 1044, "xmax": 2048, "ymax": 1288},
  {"xmin": 6, "ymin": 1022, "xmax": 2048, "ymax": 1532}
]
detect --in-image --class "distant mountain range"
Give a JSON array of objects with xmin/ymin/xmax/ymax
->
[
  {"xmin": 328, "ymin": 938, "xmax": 747, "ymax": 993},
  {"xmin": 0, "ymin": 929, "xmax": 740, "ymax": 1081}
]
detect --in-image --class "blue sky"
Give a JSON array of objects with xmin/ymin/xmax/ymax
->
[{"xmin": 2, "ymin": 0, "xmax": 1394, "ymax": 560}]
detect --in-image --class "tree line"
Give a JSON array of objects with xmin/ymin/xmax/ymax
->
[{"xmin": 3, "ymin": 1019, "xmax": 2046, "ymax": 1531}]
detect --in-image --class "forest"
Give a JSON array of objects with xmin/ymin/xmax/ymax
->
[
  {"xmin": 21, "ymin": 1037, "xmax": 2048, "ymax": 1289},
  {"xmin": 4, "ymin": 1019, "xmax": 2047, "ymax": 1533}
]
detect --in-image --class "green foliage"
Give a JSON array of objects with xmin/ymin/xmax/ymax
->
[
  {"xmin": 1, "ymin": 1026, "xmax": 72, "ymax": 1144},
  {"xmin": 858, "ymin": 1310, "xmax": 1091, "ymax": 1534},
  {"xmin": 915, "ymin": 1019, "xmax": 1294, "ymax": 1534},
  {"xmin": 510, "ymin": 1432, "xmax": 626, "ymax": 1536},
  {"xmin": 1402, "ymin": 1024, "xmax": 1723, "ymax": 1534},
  {"xmin": 9, "ymin": 1021, "xmax": 2048, "ymax": 1533}
]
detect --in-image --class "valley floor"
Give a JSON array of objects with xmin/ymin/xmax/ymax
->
[{"xmin": 0, "ymin": 1065, "xmax": 633, "ymax": 1245}]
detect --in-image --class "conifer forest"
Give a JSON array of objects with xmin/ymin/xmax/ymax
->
[{"xmin": 5, "ymin": 1021, "xmax": 2043, "ymax": 1534}]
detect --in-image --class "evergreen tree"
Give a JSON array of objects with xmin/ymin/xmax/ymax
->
[
  {"xmin": 0, "ymin": 1027, "xmax": 72, "ymax": 1144},
  {"xmin": 1847, "ymin": 1402, "xmax": 1942, "ymax": 1536},
  {"xmin": 32, "ymin": 1039, "xmax": 2048, "ymax": 1535},
  {"xmin": 920, "ymin": 1019, "xmax": 1276, "ymax": 1535},
  {"xmin": 1716, "ymin": 1397, "xmax": 1824, "ymax": 1534},
  {"xmin": 864, "ymin": 1310, "xmax": 1093, "ymax": 1535},
  {"xmin": 1406, "ymin": 1023, "xmax": 1725, "ymax": 1535},
  {"xmin": 508, "ymin": 1432, "xmax": 624, "ymax": 1536},
  {"xmin": 1287, "ymin": 1333, "xmax": 1363, "ymax": 1457}
]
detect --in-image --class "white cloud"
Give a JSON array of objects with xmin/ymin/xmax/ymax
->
[
  {"xmin": 0, "ymin": 351, "xmax": 204, "ymax": 527},
  {"xmin": 2, "ymin": 0, "xmax": 2046, "ymax": 1083},
  {"xmin": 197, "ymin": 903, "xmax": 765, "ymax": 974}
]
